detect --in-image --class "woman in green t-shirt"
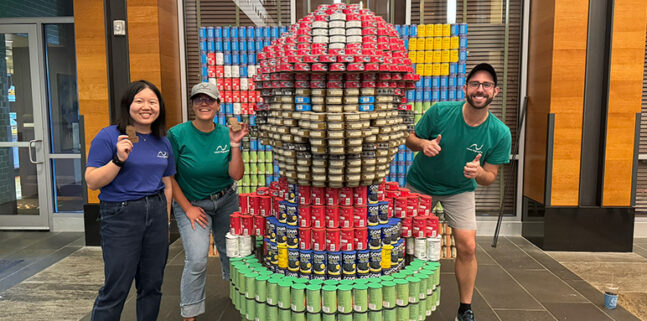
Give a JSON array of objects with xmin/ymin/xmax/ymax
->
[{"xmin": 168, "ymin": 82, "xmax": 248, "ymax": 321}]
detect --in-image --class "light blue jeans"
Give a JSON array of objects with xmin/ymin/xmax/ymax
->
[{"xmin": 173, "ymin": 185, "xmax": 239, "ymax": 318}]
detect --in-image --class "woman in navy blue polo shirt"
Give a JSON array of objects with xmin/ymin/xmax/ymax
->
[{"xmin": 85, "ymin": 80, "xmax": 175, "ymax": 321}]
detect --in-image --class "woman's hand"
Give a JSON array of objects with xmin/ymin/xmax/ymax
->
[
  {"xmin": 185, "ymin": 205, "xmax": 209, "ymax": 230},
  {"xmin": 116, "ymin": 135, "xmax": 134, "ymax": 162},
  {"xmin": 229, "ymin": 123, "xmax": 249, "ymax": 144}
]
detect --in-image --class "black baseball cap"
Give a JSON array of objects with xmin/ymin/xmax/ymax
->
[{"xmin": 466, "ymin": 63, "xmax": 497, "ymax": 86}]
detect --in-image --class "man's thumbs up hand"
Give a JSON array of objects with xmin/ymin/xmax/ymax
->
[
  {"xmin": 464, "ymin": 153, "xmax": 482, "ymax": 179},
  {"xmin": 422, "ymin": 134, "xmax": 442, "ymax": 157}
]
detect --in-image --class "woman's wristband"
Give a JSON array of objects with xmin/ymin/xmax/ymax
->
[{"xmin": 230, "ymin": 142, "xmax": 241, "ymax": 148}]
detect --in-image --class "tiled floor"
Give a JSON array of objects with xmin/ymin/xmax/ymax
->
[{"xmin": 0, "ymin": 232, "xmax": 645, "ymax": 321}]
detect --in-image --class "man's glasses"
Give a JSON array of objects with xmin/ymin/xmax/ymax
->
[
  {"xmin": 192, "ymin": 96, "xmax": 218, "ymax": 105},
  {"xmin": 467, "ymin": 81, "xmax": 495, "ymax": 90}
]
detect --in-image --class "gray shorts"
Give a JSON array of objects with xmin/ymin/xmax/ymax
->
[{"xmin": 406, "ymin": 184, "xmax": 476, "ymax": 230}]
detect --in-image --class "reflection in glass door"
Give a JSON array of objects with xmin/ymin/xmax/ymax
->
[{"xmin": 0, "ymin": 24, "xmax": 49, "ymax": 228}]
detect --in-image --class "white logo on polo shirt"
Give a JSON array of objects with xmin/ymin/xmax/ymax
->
[
  {"xmin": 157, "ymin": 151, "xmax": 169, "ymax": 159},
  {"xmin": 213, "ymin": 145, "xmax": 230, "ymax": 154},
  {"xmin": 466, "ymin": 144, "xmax": 483, "ymax": 154}
]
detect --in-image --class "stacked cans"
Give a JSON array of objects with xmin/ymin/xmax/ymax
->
[
  {"xmin": 254, "ymin": 3, "xmax": 420, "ymax": 188},
  {"xmin": 199, "ymin": 26, "xmax": 283, "ymax": 193}
]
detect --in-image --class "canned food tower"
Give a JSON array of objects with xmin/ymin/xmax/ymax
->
[{"xmin": 222, "ymin": 4, "xmax": 463, "ymax": 320}]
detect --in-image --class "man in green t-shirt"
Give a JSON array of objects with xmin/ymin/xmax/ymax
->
[{"xmin": 406, "ymin": 63, "xmax": 511, "ymax": 321}]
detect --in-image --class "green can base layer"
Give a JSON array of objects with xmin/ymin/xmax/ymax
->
[{"xmin": 230, "ymin": 257, "xmax": 441, "ymax": 320}]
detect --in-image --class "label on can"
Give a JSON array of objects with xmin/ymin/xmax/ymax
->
[
  {"xmin": 288, "ymin": 248, "xmax": 300, "ymax": 271},
  {"xmin": 354, "ymin": 227, "xmax": 368, "ymax": 250},
  {"xmin": 339, "ymin": 206, "xmax": 354, "ymax": 228},
  {"xmin": 342, "ymin": 251, "xmax": 357, "ymax": 275},
  {"xmin": 367, "ymin": 204, "xmax": 379, "ymax": 226},
  {"xmin": 368, "ymin": 226, "xmax": 382, "ymax": 250},
  {"xmin": 299, "ymin": 250, "xmax": 313, "ymax": 274},
  {"xmin": 313, "ymin": 251, "xmax": 327, "ymax": 275},
  {"xmin": 356, "ymin": 250, "xmax": 370, "ymax": 272},
  {"xmin": 299, "ymin": 227, "xmax": 312, "ymax": 250},
  {"xmin": 369, "ymin": 249, "xmax": 382, "ymax": 271},
  {"xmin": 327, "ymin": 251, "xmax": 342, "ymax": 275}
]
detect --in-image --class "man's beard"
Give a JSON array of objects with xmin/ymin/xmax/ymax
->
[{"xmin": 466, "ymin": 93, "xmax": 494, "ymax": 109}]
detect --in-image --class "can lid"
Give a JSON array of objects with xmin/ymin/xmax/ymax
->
[
  {"xmin": 406, "ymin": 276, "xmax": 421, "ymax": 283},
  {"xmin": 380, "ymin": 275, "xmax": 395, "ymax": 282},
  {"xmin": 391, "ymin": 272, "xmax": 406, "ymax": 279},
  {"xmin": 294, "ymin": 278, "xmax": 310, "ymax": 285},
  {"xmin": 354, "ymin": 279, "xmax": 370, "ymax": 285},
  {"xmin": 268, "ymin": 278, "xmax": 281, "ymax": 284},
  {"xmin": 393, "ymin": 279, "xmax": 408, "ymax": 285},
  {"xmin": 306, "ymin": 284, "xmax": 322, "ymax": 291},
  {"xmin": 353, "ymin": 283, "xmax": 368, "ymax": 290},
  {"xmin": 382, "ymin": 281, "xmax": 396, "ymax": 287},
  {"xmin": 246, "ymin": 272, "xmax": 259, "ymax": 278},
  {"xmin": 257, "ymin": 275, "xmax": 270, "ymax": 281},
  {"xmin": 278, "ymin": 280, "xmax": 293, "ymax": 287},
  {"xmin": 309, "ymin": 279, "xmax": 325, "ymax": 286},
  {"xmin": 338, "ymin": 284, "xmax": 353, "ymax": 291},
  {"xmin": 322, "ymin": 285, "xmax": 337, "ymax": 292},
  {"xmin": 323, "ymin": 279, "xmax": 340, "ymax": 286},
  {"xmin": 367, "ymin": 283, "xmax": 383, "ymax": 289},
  {"xmin": 339, "ymin": 279, "xmax": 355, "ymax": 286},
  {"xmin": 292, "ymin": 283, "xmax": 307, "ymax": 290}
]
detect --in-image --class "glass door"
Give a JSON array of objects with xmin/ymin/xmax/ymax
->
[{"xmin": 0, "ymin": 24, "xmax": 49, "ymax": 229}]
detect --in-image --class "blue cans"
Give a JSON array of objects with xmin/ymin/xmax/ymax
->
[
  {"xmin": 367, "ymin": 204, "xmax": 379, "ymax": 226},
  {"xmin": 296, "ymin": 104, "xmax": 312, "ymax": 111},
  {"xmin": 225, "ymin": 103, "xmax": 233, "ymax": 114},
  {"xmin": 224, "ymin": 53, "xmax": 232, "ymax": 65},
  {"xmin": 239, "ymin": 39, "xmax": 247, "ymax": 51},
  {"xmin": 223, "ymin": 40, "xmax": 231, "ymax": 52},
  {"xmin": 458, "ymin": 63, "xmax": 466, "ymax": 74},
  {"xmin": 255, "ymin": 40, "xmax": 263, "ymax": 51},
  {"xmin": 206, "ymin": 26, "xmax": 214, "ymax": 39},
  {"xmin": 459, "ymin": 23, "xmax": 468, "ymax": 35},
  {"xmin": 295, "ymin": 96, "xmax": 311, "ymax": 104},
  {"xmin": 423, "ymin": 76, "xmax": 432, "ymax": 88},
  {"xmin": 249, "ymin": 115, "xmax": 256, "ymax": 126},
  {"xmin": 238, "ymin": 26, "xmax": 246, "ymax": 39},
  {"xmin": 232, "ymin": 52, "xmax": 239, "ymax": 65},
  {"xmin": 449, "ymin": 87, "xmax": 457, "ymax": 100},
  {"xmin": 440, "ymin": 76, "xmax": 448, "ymax": 87},
  {"xmin": 368, "ymin": 225, "xmax": 382, "ymax": 250},
  {"xmin": 217, "ymin": 114, "xmax": 225, "ymax": 125},
  {"xmin": 410, "ymin": 24, "xmax": 418, "ymax": 37},
  {"xmin": 401, "ymin": 24, "xmax": 409, "ymax": 37},
  {"xmin": 215, "ymin": 39, "xmax": 223, "ymax": 52},
  {"xmin": 459, "ymin": 50, "xmax": 468, "ymax": 62},
  {"xmin": 359, "ymin": 104, "xmax": 374, "ymax": 112},
  {"xmin": 262, "ymin": 26, "xmax": 270, "ymax": 38},
  {"xmin": 406, "ymin": 90, "xmax": 415, "ymax": 101},
  {"xmin": 378, "ymin": 201, "xmax": 389, "ymax": 224},
  {"xmin": 207, "ymin": 40, "xmax": 215, "ymax": 52},
  {"xmin": 246, "ymin": 26, "xmax": 254, "ymax": 39},
  {"xmin": 255, "ymin": 26, "xmax": 262, "ymax": 39},
  {"xmin": 285, "ymin": 202, "xmax": 298, "ymax": 226},
  {"xmin": 312, "ymin": 251, "xmax": 327, "ymax": 276},
  {"xmin": 288, "ymin": 248, "xmax": 300, "ymax": 271},
  {"xmin": 457, "ymin": 75, "xmax": 466, "ymax": 87},
  {"xmin": 369, "ymin": 249, "xmax": 382, "ymax": 272},
  {"xmin": 249, "ymin": 138, "xmax": 258, "ymax": 151},
  {"xmin": 286, "ymin": 226, "xmax": 299, "ymax": 248},
  {"xmin": 423, "ymin": 89, "xmax": 431, "ymax": 102},
  {"xmin": 367, "ymin": 184, "xmax": 379, "ymax": 204},
  {"xmin": 432, "ymin": 88, "xmax": 440, "ymax": 101},
  {"xmin": 359, "ymin": 96, "xmax": 375, "ymax": 103},
  {"xmin": 449, "ymin": 63, "xmax": 457, "ymax": 75},
  {"xmin": 279, "ymin": 26, "xmax": 288, "ymax": 35},
  {"xmin": 215, "ymin": 26, "xmax": 223, "ymax": 38},
  {"xmin": 266, "ymin": 216, "xmax": 278, "ymax": 242},
  {"xmin": 231, "ymin": 26, "xmax": 238, "ymax": 38},
  {"xmin": 440, "ymin": 87, "xmax": 448, "ymax": 101},
  {"xmin": 247, "ymin": 52, "xmax": 256, "ymax": 65},
  {"xmin": 199, "ymin": 27, "xmax": 207, "ymax": 39},
  {"xmin": 231, "ymin": 39, "xmax": 239, "ymax": 51},
  {"xmin": 223, "ymin": 26, "xmax": 230, "ymax": 38},
  {"xmin": 247, "ymin": 39, "xmax": 254, "ymax": 51},
  {"xmin": 432, "ymin": 76, "xmax": 440, "ymax": 88},
  {"xmin": 415, "ymin": 89, "xmax": 423, "ymax": 101},
  {"xmin": 299, "ymin": 250, "xmax": 313, "ymax": 275},
  {"xmin": 240, "ymin": 52, "xmax": 248, "ymax": 65},
  {"xmin": 199, "ymin": 40, "xmax": 207, "ymax": 51},
  {"xmin": 449, "ymin": 75, "xmax": 457, "ymax": 87},
  {"xmin": 357, "ymin": 250, "xmax": 370, "ymax": 273},
  {"xmin": 451, "ymin": 24, "xmax": 459, "ymax": 36},
  {"xmin": 275, "ymin": 222, "xmax": 287, "ymax": 244},
  {"xmin": 271, "ymin": 26, "xmax": 279, "ymax": 39},
  {"xmin": 457, "ymin": 89, "xmax": 465, "ymax": 100},
  {"xmin": 263, "ymin": 39, "xmax": 271, "ymax": 47},
  {"xmin": 269, "ymin": 241, "xmax": 278, "ymax": 265},
  {"xmin": 277, "ymin": 201, "xmax": 287, "ymax": 223},
  {"xmin": 459, "ymin": 36, "xmax": 468, "ymax": 49},
  {"xmin": 327, "ymin": 251, "xmax": 342, "ymax": 277},
  {"xmin": 342, "ymin": 251, "xmax": 357, "ymax": 279}
]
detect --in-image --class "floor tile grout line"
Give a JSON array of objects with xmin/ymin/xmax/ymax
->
[
  {"xmin": 0, "ymin": 232, "xmax": 62, "ymax": 260},
  {"xmin": 507, "ymin": 237, "xmax": 634, "ymax": 321},
  {"xmin": 0, "ymin": 245, "xmax": 84, "ymax": 294},
  {"xmin": 481, "ymin": 236, "xmax": 561, "ymax": 321}
]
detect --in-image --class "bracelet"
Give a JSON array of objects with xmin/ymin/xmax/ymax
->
[{"xmin": 230, "ymin": 142, "xmax": 241, "ymax": 147}]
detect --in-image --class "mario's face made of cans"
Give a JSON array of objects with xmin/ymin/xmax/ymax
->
[{"xmin": 255, "ymin": 3, "xmax": 419, "ymax": 189}]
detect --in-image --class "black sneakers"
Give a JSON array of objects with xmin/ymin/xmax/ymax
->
[{"xmin": 456, "ymin": 309, "xmax": 475, "ymax": 321}]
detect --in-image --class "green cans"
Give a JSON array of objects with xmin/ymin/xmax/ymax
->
[
  {"xmin": 337, "ymin": 284, "xmax": 353, "ymax": 314},
  {"xmin": 306, "ymin": 284, "xmax": 322, "ymax": 313},
  {"xmin": 266, "ymin": 278, "xmax": 280, "ymax": 306},
  {"xmin": 353, "ymin": 283, "xmax": 369, "ymax": 312},
  {"xmin": 394, "ymin": 278, "xmax": 409, "ymax": 307},
  {"xmin": 407, "ymin": 276, "xmax": 421, "ymax": 303},
  {"xmin": 382, "ymin": 281, "xmax": 397, "ymax": 309},
  {"xmin": 255, "ymin": 275, "xmax": 270, "ymax": 302},
  {"xmin": 321, "ymin": 285, "xmax": 338, "ymax": 314},
  {"xmin": 367, "ymin": 282, "xmax": 383, "ymax": 311},
  {"xmin": 277, "ymin": 280, "xmax": 292, "ymax": 309},
  {"xmin": 290, "ymin": 283, "xmax": 307, "ymax": 312}
]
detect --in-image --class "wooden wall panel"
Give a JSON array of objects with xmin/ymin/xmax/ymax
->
[
  {"xmin": 523, "ymin": 0, "xmax": 554, "ymax": 203},
  {"xmin": 602, "ymin": 0, "xmax": 647, "ymax": 206},
  {"xmin": 127, "ymin": 0, "xmax": 182, "ymax": 131},
  {"xmin": 548, "ymin": 0, "xmax": 588, "ymax": 206},
  {"xmin": 74, "ymin": 0, "xmax": 109, "ymax": 203}
]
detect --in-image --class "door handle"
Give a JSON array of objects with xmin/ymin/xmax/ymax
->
[{"xmin": 28, "ymin": 139, "xmax": 43, "ymax": 164}]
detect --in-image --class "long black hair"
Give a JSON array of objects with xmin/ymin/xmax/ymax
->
[{"xmin": 115, "ymin": 80, "xmax": 166, "ymax": 137}]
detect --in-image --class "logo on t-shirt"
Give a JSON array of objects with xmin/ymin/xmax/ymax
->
[
  {"xmin": 214, "ymin": 145, "xmax": 230, "ymax": 154},
  {"xmin": 157, "ymin": 151, "xmax": 169, "ymax": 159},
  {"xmin": 466, "ymin": 144, "xmax": 483, "ymax": 154}
]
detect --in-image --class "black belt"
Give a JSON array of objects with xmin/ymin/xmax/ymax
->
[{"xmin": 205, "ymin": 184, "xmax": 234, "ymax": 201}]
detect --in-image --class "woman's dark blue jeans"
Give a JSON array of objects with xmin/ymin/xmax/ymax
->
[{"xmin": 91, "ymin": 192, "xmax": 169, "ymax": 321}]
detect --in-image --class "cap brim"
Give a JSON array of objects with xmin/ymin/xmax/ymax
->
[{"xmin": 190, "ymin": 90, "xmax": 219, "ymax": 100}]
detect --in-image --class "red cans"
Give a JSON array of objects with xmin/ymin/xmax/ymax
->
[
  {"xmin": 354, "ymin": 186, "xmax": 367, "ymax": 206},
  {"xmin": 339, "ymin": 206, "xmax": 354, "ymax": 228},
  {"xmin": 272, "ymin": 196, "xmax": 282, "ymax": 219},
  {"xmin": 401, "ymin": 217, "xmax": 413, "ymax": 238},
  {"xmin": 347, "ymin": 63, "xmax": 365, "ymax": 71},
  {"xmin": 326, "ymin": 206, "xmax": 340, "ymax": 228},
  {"xmin": 238, "ymin": 193, "xmax": 250, "ymax": 214},
  {"xmin": 311, "ymin": 187, "xmax": 326, "ymax": 206},
  {"xmin": 299, "ymin": 185, "xmax": 311, "ymax": 205},
  {"xmin": 299, "ymin": 205, "xmax": 312, "ymax": 228},
  {"xmin": 326, "ymin": 188, "xmax": 340, "ymax": 206},
  {"xmin": 299, "ymin": 227, "xmax": 312, "ymax": 250},
  {"xmin": 249, "ymin": 194, "xmax": 260, "ymax": 216},
  {"xmin": 355, "ymin": 227, "xmax": 368, "ymax": 250},
  {"xmin": 426, "ymin": 215, "xmax": 440, "ymax": 238},
  {"xmin": 399, "ymin": 188, "xmax": 410, "ymax": 197},
  {"xmin": 254, "ymin": 215, "xmax": 266, "ymax": 236},
  {"xmin": 339, "ymin": 187, "xmax": 353, "ymax": 206},
  {"xmin": 353, "ymin": 205, "xmax": 367, "ymax": 228},
  {"xmin": 295, "ymin": 63, "xmax": 310, "ymax": 71},
  {"xmin": 312, "ymin": 63, "xmax": 328, "ymax": 71},
  {"xmin": 311, "ymin": 206, "xmax": 326, "ymax": 228},
  {"xmin": 241, "ymin": 214, "xmax": 253, "ymax": 236},
  {"xmin": 312, "ymin": 228, "xmax": 327, "ymax": 251},
  {"xmin": 419, "ymin": 195, "xmax": 432, "ymax": 216},
  {"xmin": 230, "ymin": 212, "xmax": 241, "ymax": 235},
  {"xmin": 259, "ymin": 195, "xmax": 272, "ymax": 217},
  {"xmin": 330, "ymin": 63, "xmax": 346, "ymax": 71},
  {"xmin": 341, "ymin": 227, "xmax": 355, "ymax": 251},
  {"xmin": 326, "ymin": 228, "xmax": 341, "ymax": 252},
  {"xmin": 394, "ymin": 197, "xmax": 407, "ymax": 218},
  {"xmin": 413, "ymin": 216, "xmax": 427, "ymax": 238},
  {"xmin": 386, "ymin": 181, "xmax": 399, "ymax": 190},
  {"xmin": 407, "ymin": 195, "xmax": 419, "ymax": 217}
]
